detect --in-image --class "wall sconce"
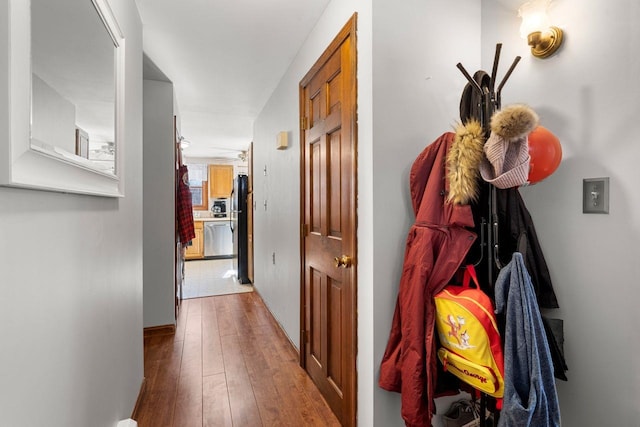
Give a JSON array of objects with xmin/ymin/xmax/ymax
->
[
  {"xmin": 518, "ymin": 0, "xmax": 563, "ymax": 58},
  {"xmin": 276, "ymin": 131, "xmax": 288, "ymax": 150}
]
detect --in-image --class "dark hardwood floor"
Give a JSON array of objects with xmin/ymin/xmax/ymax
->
[{"xmin": 134, "ymin": 292, "xmax": 340, "ymax": 427}]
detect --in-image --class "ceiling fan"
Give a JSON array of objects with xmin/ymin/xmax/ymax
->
[
  {"xmin": 177, "ymin": 134, "xmax": 248, "ymax": 162},
  {"xmin": 208, "ymin": 146, "xmax": 247, "ymax": 162}
]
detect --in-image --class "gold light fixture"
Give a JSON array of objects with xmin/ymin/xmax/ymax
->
[{"xmin": 518, "ymin": 0, "xmax": 563, "ymax": 59}]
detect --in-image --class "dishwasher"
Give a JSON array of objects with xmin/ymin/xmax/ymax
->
[{"xmin": 204, "ymin": 221, "xmax": 233, "ymax": 257}]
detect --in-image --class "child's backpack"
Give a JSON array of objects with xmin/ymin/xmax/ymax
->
[{"xmin": 434, "ymin": 265, "xmax": 505, "ymax": 398}]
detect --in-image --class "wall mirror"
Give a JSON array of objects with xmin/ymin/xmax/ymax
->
[{"xmin": 0, "ymin": 0, "xmax": 125, "ymax": 197}]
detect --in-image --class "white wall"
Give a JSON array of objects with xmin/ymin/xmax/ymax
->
[
  {"xmin": 0, "ymin": 0, "xmax": 144, "ymax": 426},
  {"xmin": 31, "ymin": 74, "xmax": 76, "ymax": 153},
  {"xmin": 481, "ymin": 0, "xmax": 640, "ymax": 425},
  {"xmin": 370, "ymin": 1, "xmax": 480, "ymax": 425},
  {"xmin": 143, "ymin": 79, "xmax": 176, "ymax": 328}
]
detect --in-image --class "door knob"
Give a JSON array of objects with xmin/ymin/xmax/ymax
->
[{"xmin": 334, "ymin": 255, "xmax": 353, "ymax": 268}]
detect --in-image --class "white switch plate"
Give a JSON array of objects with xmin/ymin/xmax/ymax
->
[{"xmin": 583, "ymin": 177, "xmax": 609, "ymax": 214}]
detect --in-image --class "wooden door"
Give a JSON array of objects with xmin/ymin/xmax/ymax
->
[
  {"xmin": 174, "ymin": 115, "xmax": 182, "ymax": 318},
  {"xmin": 247, "ymin": 143, "xmax": 254, "ymax": 283},
  {"xmin": 300, "ymin": 14, "xmax": 357, "ymax": 427},
  {"xmin": 247, "ymin": 191, "xmax": 254, "ymax": 283},
  {"xmin": 247, "ymin": 142, "xmax": 254, "ymax": 192}
]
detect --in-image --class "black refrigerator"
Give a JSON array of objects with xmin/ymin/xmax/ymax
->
[{"xmin": 231, "ymin": 174, "xmax": 250, "ymax": 284}]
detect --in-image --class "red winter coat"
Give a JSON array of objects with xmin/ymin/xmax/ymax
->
[{"xmin": 379, "ymin": 132, "xmax": 476, "ymax": 426}]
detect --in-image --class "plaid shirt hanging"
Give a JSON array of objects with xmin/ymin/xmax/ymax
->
[{"xmin": 176, "ymin": 164, "xmax": 196, "ymax": 243}]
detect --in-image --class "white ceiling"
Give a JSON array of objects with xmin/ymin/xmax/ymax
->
[{"xmin": 135, "ymin": 0, "xmax": 331, "ymax": 159}]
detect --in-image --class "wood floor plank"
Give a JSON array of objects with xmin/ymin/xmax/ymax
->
[
  {"xmin": 246, "ymin": 292, "xmax": 272, "ymax": 326},
  {"xmin": 221, "ymin": 332, "xmax": 263, "ymax": 426},
  {"xmin": 135, "ymin": 292, "xmax": 340, "ymax": 427},
  {"xmin": 173, "ymin": 372, "xmax": 203, "ymax": 427},
  {"xmin": 202, "ymin": 297, "xmax": 225, "ymax": 376},
  {"xmin": 135, "ymin": 390, "xmax": 176, "ymax": 427},
  {"xmin": 253, "ymin": 327, "xmax": 337, "ymax": 427},
  {"xmin": 244, "ymin": 378, "xmax": 282, "ymax": 427},
  {"xmin": 173, "ymin": 298, "xmax": 204, "ymax": 427},
  {"xmin": 292, "ymin": 365, "xmax": 342, "ymax": 424},
  {"xmin": 185, "ymin": 298, "xmax": 203, "ymax": 336},
  {"xmin": 203, "ymin": 373, "xmax": 233, "ymax": 427},
  {"xmin": 144, "ymin": 338, "xmax": 181, "ymax": 389},
  {"xmin": 174, "ymin": 298, "xmax": 190, "ymax": 342},
  {"xmin": 137, "ymin": 331, "xmax": 184, "ymax": 426},
  {"xmin": 214, "ymin": 296, "xmax": 238, "ymax": 337},
  {"xmin": 225, "ymin": 295, "xmax": 253, "ymax": 336},
  {"xmin": 237, "ymin": 331, "xmax": 283, "ymax": 425}
]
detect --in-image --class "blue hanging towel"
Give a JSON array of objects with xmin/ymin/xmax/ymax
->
[{"xmin": 494, "ymin": 252, "xmax": 561, "ymax": 427}]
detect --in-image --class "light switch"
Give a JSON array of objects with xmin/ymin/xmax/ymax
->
[{"xmin": 583, "ymin": 177, "xmax": 609, "ymax": 214}]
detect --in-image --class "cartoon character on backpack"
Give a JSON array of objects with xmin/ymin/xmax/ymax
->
[
  {"xmin": 459, "ymin": 330, "xmax": 472, "ymax": 349},
  {"xmin": 444, "ymin": 314, "xmax": 464, "ymax": 346}
]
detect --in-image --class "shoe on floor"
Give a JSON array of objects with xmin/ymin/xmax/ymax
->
[{"xmin": 442, "ymin": 399, "xmax": 479, "ymax": 427}]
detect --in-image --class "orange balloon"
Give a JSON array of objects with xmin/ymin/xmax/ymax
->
[{"xmin": 527, "ymin": 126, "xmax": 562, "ymax": 184}]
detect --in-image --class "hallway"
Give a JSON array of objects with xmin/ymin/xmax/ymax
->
[{"xmin": 134, "ymin": 292, "xmax": 340, "ymax": 426}]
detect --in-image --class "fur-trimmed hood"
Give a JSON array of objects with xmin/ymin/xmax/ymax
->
[{"xmin": 447, "ymin": 120, "xmax": 485, "ymax": 205}]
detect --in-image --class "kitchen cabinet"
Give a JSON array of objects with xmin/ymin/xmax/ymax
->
[
  {"xmin": 208, "ymin": 164, "xmax": 234, "ymax": 198},
  {"xmin": 185, "ymin": 221, "xmax": 204, "ymax": 260}
]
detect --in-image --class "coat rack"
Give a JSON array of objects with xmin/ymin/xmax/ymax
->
[{"xmin": 456, "ymin": 43, "xmax": 521, "ymax": 427}]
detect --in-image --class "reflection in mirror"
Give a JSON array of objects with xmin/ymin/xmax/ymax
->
[{"xmin": 30, "ymin": 0, "xmax": 117, "ymax": 174}]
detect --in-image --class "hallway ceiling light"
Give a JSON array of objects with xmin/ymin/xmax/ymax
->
[
  {"xmin": 518, "ymin": 0, "xmax": 563, "ymax": 59},
  {"xmin": 179, "ymin": 136, "xmax": 191, "ymax": 149}
]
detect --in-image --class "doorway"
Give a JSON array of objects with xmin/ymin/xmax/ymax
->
[
  {"xmin": 181, "ymin": 143, "xmax": 254, "ymax": 301},
  {"xmin": 299, "ymin": 14, "xmax": 358, "ymax": 427}
]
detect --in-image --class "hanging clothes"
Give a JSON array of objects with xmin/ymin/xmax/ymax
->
[
  {"xmin": 467, "ymin": 184, "xmax": 567, "ymax": 380},
  {"xmin": 493, "ymin": 188, "xmax": 568, "ymax": 380},
  {"xmin": 495, "ymin": 188, "xmax": 559, "ymax": 308},
  {"xmin": 494, "ymin": 252, "xmax": 561, "ymax": 427},
  {"xmin": 379, "ymin": 131, "xmax": 478, "ymax": 427},
  {"xmin": 176, "ymin": 164, "xmax": 195, "ymax": 244}
]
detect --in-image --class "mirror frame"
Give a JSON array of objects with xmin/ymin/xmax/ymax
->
[{"xmin": 0, "ymin": 0, "xmax": 125, "ymax": 197}]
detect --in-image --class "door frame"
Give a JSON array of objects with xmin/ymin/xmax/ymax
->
[{"xmin": 298, "ymin": 13, "xmax": 358, "ymax": 426}]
